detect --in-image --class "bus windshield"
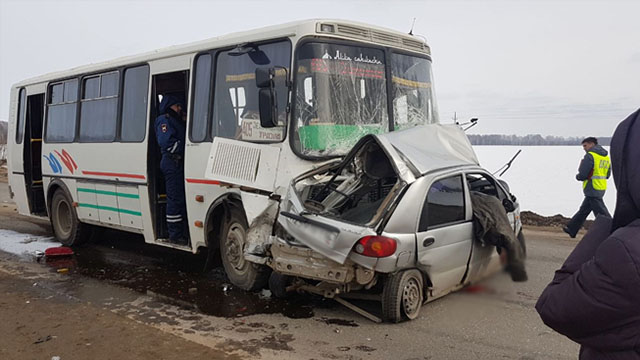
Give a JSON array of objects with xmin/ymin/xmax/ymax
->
[{"xmin": 293, "ymin": 42, "xmax": 438, "ymax": 157}]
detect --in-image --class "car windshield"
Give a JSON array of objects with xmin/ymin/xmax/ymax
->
[{"xmin": 292, "ymin": 42, "xmax": 438, "ymax": 158}]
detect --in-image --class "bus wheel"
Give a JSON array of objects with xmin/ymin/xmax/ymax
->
[
  {"xmin": 50, "ymin": 189, "xmax": 90, "ymax": 246},
  {"xmin": 381, "ymin": 269, "xmax": 424, "ymax": 323},
  {"xmin": 219, "ymin": 206, "xmax": 268, "ymax": 291}
]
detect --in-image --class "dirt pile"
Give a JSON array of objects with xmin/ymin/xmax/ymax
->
[{"xmin": 521, "ymin": 210, "xmax": 593, "ymax": 230}]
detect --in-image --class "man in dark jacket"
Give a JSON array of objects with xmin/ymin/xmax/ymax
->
[
  {"xmin": 563, "ymin": 137, "xmax": 611, "ymax": 238},
  {"xmin": 155, "ymin": 95, "xmax": 188, "ymax": 245},
  {"xmin": 536, "ymin": 109, "xmax": 640, "ymax": 359}
]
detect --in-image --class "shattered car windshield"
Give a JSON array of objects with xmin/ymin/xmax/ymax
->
[
  {"xmin": 391, "ymin": 53, "xmax": 439, "ymax": 130},
  {"xmin": 293, "ymin": 43, "xmax": 389, "ymax": 157}
]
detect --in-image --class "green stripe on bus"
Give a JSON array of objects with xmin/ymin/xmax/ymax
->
[
  {"xmin": 77, "ymin": 203, "xmax": 142, "ymax": 216},
  {"xmin": 78, "ymin": 188, "xmax": 139, "ymax": 199}
]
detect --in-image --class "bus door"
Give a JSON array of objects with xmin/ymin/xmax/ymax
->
[
  {"xmin": 23, "ymin": 93, "xmax": 46, "ymax": 215},
  {"xmin": 8, "ymin": 88, "xmax": 29, "ymax": 215},
  {"xmin": 148, "ymin": 70, "xmax": 190, "ymax": 241}
]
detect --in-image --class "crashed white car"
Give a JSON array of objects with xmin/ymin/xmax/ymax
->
[{"xmin": 260, "ymin": 124, "xmax": 522, "ymax": 322}]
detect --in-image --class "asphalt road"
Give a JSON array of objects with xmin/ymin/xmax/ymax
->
[{"xmin": 0, "ymin": 181, "xmax": 579, "ymax": 359}]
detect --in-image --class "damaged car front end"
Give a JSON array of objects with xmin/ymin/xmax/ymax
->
[{"xmin": 259, "ymin": 124, "xmax": 507, "ymax": 322}]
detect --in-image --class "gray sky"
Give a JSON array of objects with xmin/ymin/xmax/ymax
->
[{"xmin": 1, "ymin": 0, "xmax": 638, "ymax": 137}]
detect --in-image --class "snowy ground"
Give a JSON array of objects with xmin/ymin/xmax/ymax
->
[
  {"xmin": 474, "ymin": 145, "xmax": 617, "ymax": 217},
  {"xmin": 0, "ymin": 229, "xmax": 59, "ymax": 257}
]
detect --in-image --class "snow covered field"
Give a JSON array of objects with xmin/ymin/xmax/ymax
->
[{"xmin": 474, "ymin": 145, "xmax": 617, "ymax": 218}]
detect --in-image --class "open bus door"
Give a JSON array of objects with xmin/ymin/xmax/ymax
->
[
  {"xmin": 148, "ymin": 70, "xmax": 190, "ymax": 242},
  {"xmin": 8, "ymin": 88, "xmax": 45, "ymax": 216},
  {"xmin": 24, "ymin": 93, "xmax": 46, "ymax": 215}
]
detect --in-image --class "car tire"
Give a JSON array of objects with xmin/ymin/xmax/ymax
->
[
  {"xmin": 517, "ymin": 229, "xmax": 527, "ymax": 258},
  {"xmin": 219, "ymin": 206, "xmax": 269, "ymax": 291},
  {"xmin": 50, "ymin": 189, "xmax": 91, "ymax": 246},
  {"xmin": 381, "ymin": 269, "xmax": 424, "ymax": 323},
  {"xmin": 269, "ymin": 272, "xmax": 292, "ymax": 298}
]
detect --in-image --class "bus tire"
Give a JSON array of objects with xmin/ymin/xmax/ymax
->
[
  {"xmin": 381, "ymin": 269, "xmax": 424, "ymax": 323},
  {"xmin": 219, "ymin": 206, "xmax": 269, "ymax": 291},
  {"xmin": 50, "ymin": 189, "xmax": 91, "ymax": 246}
]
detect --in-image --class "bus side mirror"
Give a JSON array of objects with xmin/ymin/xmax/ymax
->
[
  {"xmin": 256, "ymin": 68, "xmax": 278, "ymax": 128},
  {"xmin": 258, "ymin": 88, "xmax": 277, "ymax": 128},
  {"xmin": 255, "ymin": 67, "xmax": 272, "ymax": 88}
]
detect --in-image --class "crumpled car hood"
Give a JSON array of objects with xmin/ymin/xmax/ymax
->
[{"xmin": 380, "ymin": 124, "xmax": 479, "ymax": 176}]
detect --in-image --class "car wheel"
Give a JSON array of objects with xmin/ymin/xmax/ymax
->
[
  {"xmin": 50, "ymin": 189, "xmax": 91, "ymax": 246},
  {"xmin": 517, "ymin": 229, "xmax": 527, "ymax": 258},
  {"xmin": 219, "ymin": 206, "xmax": 269, "ymax": 291},
  {"xmin": 382, "ymin": 269, "xmax": 424, "ymax": 323},
  {"xmin": 268, "ymin": 272, "xmax": 292, "ymax": 298}
]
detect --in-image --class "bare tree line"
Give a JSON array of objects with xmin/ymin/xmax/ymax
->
[
  {"xmin": 468, "ymin": 134, "xmax": 612, "ymax": 146},
  {"xmin": 0, "ymin": 120, "xmax": 6, "ymax": 144}
]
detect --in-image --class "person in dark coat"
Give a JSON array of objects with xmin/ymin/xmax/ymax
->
[
  {"xmin": 563, "ymin": 137, "xmax": 612, "ymax": 238},
  {"xmin": 536, "ymin": 109, "xmax": 640, "ymax": 359},
  {"xmin": 155, "ymin": 94, "xmax": 188, "ymax": 245}
]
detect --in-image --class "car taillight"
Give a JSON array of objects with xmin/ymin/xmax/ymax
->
[{"xmin": 354, "ymin": 236, "xmax": 397, "ymax": 258}]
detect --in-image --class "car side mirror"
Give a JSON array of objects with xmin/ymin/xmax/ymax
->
[{"xmin": 502, "ymin": 198, "xmax": 516, "ymax": 213}]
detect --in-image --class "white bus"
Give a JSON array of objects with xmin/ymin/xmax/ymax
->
[{"xmin": 7, "ymin": 19, "xmax": 438, "ymax": 290}]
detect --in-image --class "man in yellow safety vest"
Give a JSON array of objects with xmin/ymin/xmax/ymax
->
[{"xmin": 563, "ymin": 137, "xmax": 612, "ymax": 238}]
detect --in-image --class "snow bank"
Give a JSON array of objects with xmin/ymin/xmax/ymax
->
[{"xmin": 0, "ymin": 229, "xmax": 59, "ymax": 257}]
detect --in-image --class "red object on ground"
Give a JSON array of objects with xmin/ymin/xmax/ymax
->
[
  {"xmin": 44, "ymin": 247, "xmax": 74, "ymax": 257},
  {"xmin": 464, "ymin": 285, "xmax": 488, "ymax": 294}
]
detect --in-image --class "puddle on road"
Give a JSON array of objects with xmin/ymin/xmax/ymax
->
[{"xmin": 41, "ymin": 231, "xmax": 327, "ymax": 320}]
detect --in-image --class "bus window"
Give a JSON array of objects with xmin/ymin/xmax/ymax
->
[
  {"xmin": 16, "ymin": 88, "xmax": 26, "ymax": 144},
  {"xmin": 303, "ymin": 77, "xmax": 313, "ymax": 106},
  {"xmin": 391, "ymin": 53, "xmax": 439, "ymax": 130},
  {"xmin": 121, "ymin": 65, "xmax": 149, "ymax": 142},
  {"xmin": 292, "ymin": 42, "xmax": 389, "ymax": 157},
  {"xmin": 45, "ymin": 79, "xmax": 78, "ymax": 143},
  {"xmin": 229, "ymin": 87, "xmax": 246, "ymax": 126},
  {"xmin": 191, "ymin": 54, "xmax": 212, "ymax": 142},
  {"xmin": 212, "ymin": 40, "xmax": 290, "ymax": 142},
  {"xmin": 79, "ymin": 71, "xmax": 119, "ymax": 142}
]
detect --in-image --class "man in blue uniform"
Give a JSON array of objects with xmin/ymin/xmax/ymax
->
[{"xmin": 155, "ymin": 95, "xmax": 188, "ymax": 245}]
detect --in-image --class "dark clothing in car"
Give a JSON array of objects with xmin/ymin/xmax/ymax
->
[
  {"xmin": 536, "ymin": 109, "xmax": 640, "ymax": 359},
  {"xmin": 470, "ymin": 191, "xmax": 527, "ymax": 282}
]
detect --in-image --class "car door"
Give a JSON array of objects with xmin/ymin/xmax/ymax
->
[
  {"xmin": 464, "ymin": 172, "xmax": 511, "ymax": 283},
  {"xmin": 415, "ymin": 173, "xmax": 474, "ymax": 299}
]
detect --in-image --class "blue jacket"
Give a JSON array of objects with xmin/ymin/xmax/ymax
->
[
  {"xmin": 536, "ymin": 109, "xmax": 640, "ymax": 359},
  {"xmin": 576, "ymin": 144, "xmax": 611, "ymax": 198},
  {"xmin": 155, "ymin": 95, "xmax": 186, "ymax": 158}
]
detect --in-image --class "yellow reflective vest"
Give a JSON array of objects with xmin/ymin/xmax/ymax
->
[{"xmin": 584, "ymin": 151, "xmax": 611, "ymax": 191}]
